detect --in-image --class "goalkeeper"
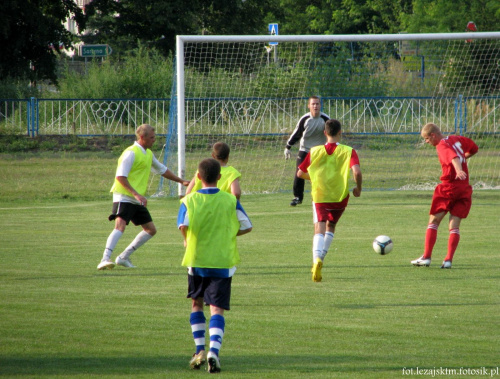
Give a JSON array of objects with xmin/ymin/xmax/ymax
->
[
  {"xmin": 284, "ymin": 96, "xmax": 329, "ymax": 206},
  {"xmin": 185, "ymin": 142, "xmax": 242, "ymax": 199}
]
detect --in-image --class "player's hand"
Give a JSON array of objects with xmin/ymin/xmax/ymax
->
[
  {"xmin": 455, "ymin": 170, "xmax": 467, "ymax": 180},
  {"xmin": 284, "ymin": 148, "xmax": 291, "ymax": 160},
  {"xmin": 352, "ymin": 188, "xmax": 361, "ymax": 197},
  {"xmin": 181, "ymin": 180, "xmax": 190, "ymax": 186},
  {"xmin": 136, "ymin": 194, "xmax": 148, "ymax": 207}
]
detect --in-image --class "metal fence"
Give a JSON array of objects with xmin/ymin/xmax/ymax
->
[{"xmin": 0, "ymin": 96, "xmax": 498, "ymax": 137}]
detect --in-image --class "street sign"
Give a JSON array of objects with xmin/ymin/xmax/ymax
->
[
  {"xmin": 269, "ymin": 23, "xmax": 278, "ymax": 46},
  {"xmin": 79, "ymin": 44, "xmax": 112, "ymax": 57}
]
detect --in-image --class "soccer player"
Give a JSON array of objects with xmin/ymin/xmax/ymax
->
[
  {"xmin": 411, "ymin": 123, "xmax": 478, "ymax": 269},
  {"xmin": 297, "ymin": 119, "xmax": 362, "ymax": 282},
  {"xmin": 97, "ymin": 124, "xmax": 190, "ymax": 270},
  {"xmin": 185, "ymin": 142, "xmax": 242, "ymax": 199},
  {"xmin": 178, "ymin": 158, "xmax": 252, "ymax": 373},
  {"xmin": 284, "ymin": 96, "xmax": 330, "ymax": 206}
]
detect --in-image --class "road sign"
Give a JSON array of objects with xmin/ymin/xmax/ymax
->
[
  {"xmin": 269, "ymin": 23, "xmax": 278, "ymax": 46},
  {"xmin": 79, "ymin": 44, "xmax": 112, "ymax": 57}
]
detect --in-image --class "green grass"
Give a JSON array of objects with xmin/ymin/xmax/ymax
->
[{"xmin": 0, "ymin": 166, "xmax": 499, "ymax": 379}]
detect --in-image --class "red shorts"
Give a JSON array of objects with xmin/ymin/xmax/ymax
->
[
  {"xmin": 312, "ymin": 197, "xmax": 349, "ymax": 223},
  {"xmin": 430, "ymin": 182, "xmax": 472, "ymax": 219}
]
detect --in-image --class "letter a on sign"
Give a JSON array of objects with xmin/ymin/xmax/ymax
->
[{"xmin": 269, "ymin": 23, "xmax": 278, "ymax": 46}]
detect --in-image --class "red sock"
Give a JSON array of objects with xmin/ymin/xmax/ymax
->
[
  {"xmin": 423, "ymin": 223, "xmax": 438, "ymax": 259},
  {"xmin": 445, "ymin": 228, "xmax": 460, "ymax": 262}
]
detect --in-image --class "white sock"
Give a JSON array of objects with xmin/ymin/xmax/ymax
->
[
  {"xmin": 119, "ymin": 231, "xmax": 153, "ymax": 259},
  {"xmin": 313, "ymin": 233, "xmax": 324, "ymax": 262},
  {"xmin": 102, "ymin": 229, "xmax": 123, "ymax": 261},
  {"xmin": 321, "ymin": 232, "xmax": 334, "ymax": 260}
]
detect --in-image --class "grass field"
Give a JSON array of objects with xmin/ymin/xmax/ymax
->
[{"xmin": 0, "ymin": 154, "xmax": 499, "ymax": 379}]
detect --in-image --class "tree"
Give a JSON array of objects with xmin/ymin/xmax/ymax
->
[
  {"xmin": 399, "ymin": 0, "xmax": 500, "ymax": 32},
  {"xmin": 83, "ymin": 0, "xmax": 277, "ymax": 58},
  {"xmin": 267, "ymin": 0, "xmax": 410, "ymax": 36},
  {"xmin": 0, "ymin": 0, "xmax": 85, "ymax": 84}
]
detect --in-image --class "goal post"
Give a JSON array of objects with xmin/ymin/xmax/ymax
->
[{"xmin": 157, "ymin": 32, "xmax": 500, "ymax": 197}]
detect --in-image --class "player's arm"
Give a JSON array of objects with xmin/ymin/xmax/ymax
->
[
  {"xmin": 237, "ymin": 227, "xmax": 252, "ymax": 236},
  {"xmin": 152, "ymin": 154, "xmax": 190, "ymax": 186},
  {"xmin": 185, "ymin": 174, "xmax": 197, "ymax": 196},
  {"xmin": 296, "ymin": 152, "xmax": 311, "ymax": 180},
  {"xmin": 297, "ymin": 169, "xmax": 309, "ymax": 180},
  {"xmin": 116, "ymin": 176, "xmax": 148, "ymax": 205},
  {"xmin": 177, "ymin": 203, "xmax": 189, "ymax": 247},
  {"xmin": 230, "ymin": 178, "xmax": 241, "ymax": 200},
  {"xmin": 236, "ymin": 201, "xmax": 252, "ymax": 236},
  {"xmin": 464, "ymin": 152, "xmax": 475, "ymax": 159},
  {"xmin": 462, "ymin": 137, "xmax": 479, "ymax": 159},
  {"xmin": 285, "ymin": 116, "xmax": 307, "ymax": 154},
  {"xmin": 351, "ymin": 164, "xmax": 362, "ymax": 197},
  {"xmin": 464, "ymin": 140, "xmax": 479, "ymax": 159},
  {"xmin": 179, "ymin": 225, "xmax": 188, "ymax": 247},
  {"xmin": 116, "ymin": 150, "xmax": 148, "ymax": 206},
  {"xmin": 452, "ymin": 157, "xmax": 467, "ymax": 180},
  {"xmin": 162, "ymin": 168, "xmax": 190, "ymax": 186}
]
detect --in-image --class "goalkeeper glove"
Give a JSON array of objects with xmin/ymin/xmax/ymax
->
[{"xmin": 284, "ymin": 148, "xmax": 291, "ymax": 160}]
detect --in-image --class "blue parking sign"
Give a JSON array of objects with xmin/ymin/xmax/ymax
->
[{"xmin": 269, "ymin": 23, "xmax": 278, "ymax": 46}]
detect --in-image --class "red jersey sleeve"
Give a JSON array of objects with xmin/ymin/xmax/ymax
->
[
  {"xmin": 298, "ymin": 152, "xmax": 311, "ymax": 173},
  {"xmin": 350, "ymin": 149, "xmax": 360, "ymax": 167}
]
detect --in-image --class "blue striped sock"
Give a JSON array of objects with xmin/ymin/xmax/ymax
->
[
  {"xmin": 209, "ymin": 314, "xmax": 225, "ymax": 356},
  {"xmin": 190, "ymin": 311, "xmax": 206, "ymax": 354}
]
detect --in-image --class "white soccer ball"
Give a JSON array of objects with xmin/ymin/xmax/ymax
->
[{"xmin": 372, "ymin": 235, "xmax": 393, "ymax": 255}]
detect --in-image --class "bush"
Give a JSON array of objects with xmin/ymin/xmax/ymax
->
[
  {"xmin": 55, "ymin": 45, "xmax": 174, "ymax": 99},
  {"xmin": 0, "ymin": 77, "xmax": 39, "ymax": 99}
]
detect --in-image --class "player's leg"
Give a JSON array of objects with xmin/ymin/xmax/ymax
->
[
  {"xmin": 206, "ymin": 278, "xmax": 231, "ymax": 373},
  {"xmin": 311, "ymin": 204, "xmax": 326, "ymax": 282},
  {"xmin": 313, "ymin": 221, "xmax": 327, "ymax": 262},
  {"xmin": 322, "ymin": 220, "xmax": 336, "ymax": 260},
  {"xmin": 411, "ymin": 212, "xmax": 446, "ymax": 266},
  {"xmin": 442, "ymin": 186, "xmax": 471, "ymax": 268},
  {"xmin": 116, "ymin": 208, "xmax": 155, "ymax": 267},
  {"xmin": 426, "ymin": 212, "xmax": 446, "ymax": 256},
  {"xmin": 208, "ymin": 306, "xmax": 225, "ymax": 353},
  {"xmin": 188, "ymin": 275, "xmax": 207, "ymax": 369},
  {"xmin": 412, "ymin": 185, "xmax": 450, "ymax": 266},
  {"xmin": 442, "ymin": 215, "xmax": 462, "ymax": 268},
  {"xmin": 189, "ymin": 297, "xmax": 207, "ymax": 369},
  {"xmin": 291, "ymin": 151, "xmax": 308, "ymax": 206},
  {"xmin": 98, "ymin": 210, "xmax": 128, "ymax": 270}
]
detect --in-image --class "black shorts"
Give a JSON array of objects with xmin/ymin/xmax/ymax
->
[
  {"xmin": 108, "ymin": 202, "xmax": 153, "ymax": 226},
  {"xmin": 187, "ymin": 274, "xmax": 232, "ymax": 311}
]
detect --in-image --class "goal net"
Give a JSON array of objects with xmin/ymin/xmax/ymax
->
[{"xmin": 156, "ymin": 32, "xmax": 500, "ymax": 197}]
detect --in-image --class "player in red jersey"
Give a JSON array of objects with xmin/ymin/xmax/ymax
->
[{"xmin": 411, "ymin": 123, "xmax": 479, "ymax": 269}]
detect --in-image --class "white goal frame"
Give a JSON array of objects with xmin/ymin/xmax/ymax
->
[{"xmin": 175, "ymin": 32, "xmax": 500, "ymax": 195}]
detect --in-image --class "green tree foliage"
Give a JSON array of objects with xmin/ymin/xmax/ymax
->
[
  {"xmin": 267, "ymin": 0, "xmax": 412, "ymax": 35},
  {"xmin": 0, "ymin": 0, "xmax": 85, "ymax": 84},
  {"xmin": 399, "ymin": 0, "xmax": 500, "ymax": 32},
  {"xmin": 84, "ymin": 0, "xmax": 276, "ymax": 58}
]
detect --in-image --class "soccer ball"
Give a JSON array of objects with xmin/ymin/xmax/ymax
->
[{"xmin": 372, "ymin": 235, "xmax": 393, "ymax": 255}]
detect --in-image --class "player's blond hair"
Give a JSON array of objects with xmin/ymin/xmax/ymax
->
[
  {"xmin": 136, "ymin": 124, "xmax": 155, "ymax": 139},
  {"xmin": 421, "ymin": 123, "xmax": 440, "ymax": 136}
]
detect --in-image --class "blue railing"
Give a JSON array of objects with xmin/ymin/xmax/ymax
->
[{"xmin": 0, "ymin": 96, "xmax": 498, "ymax": 137}]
